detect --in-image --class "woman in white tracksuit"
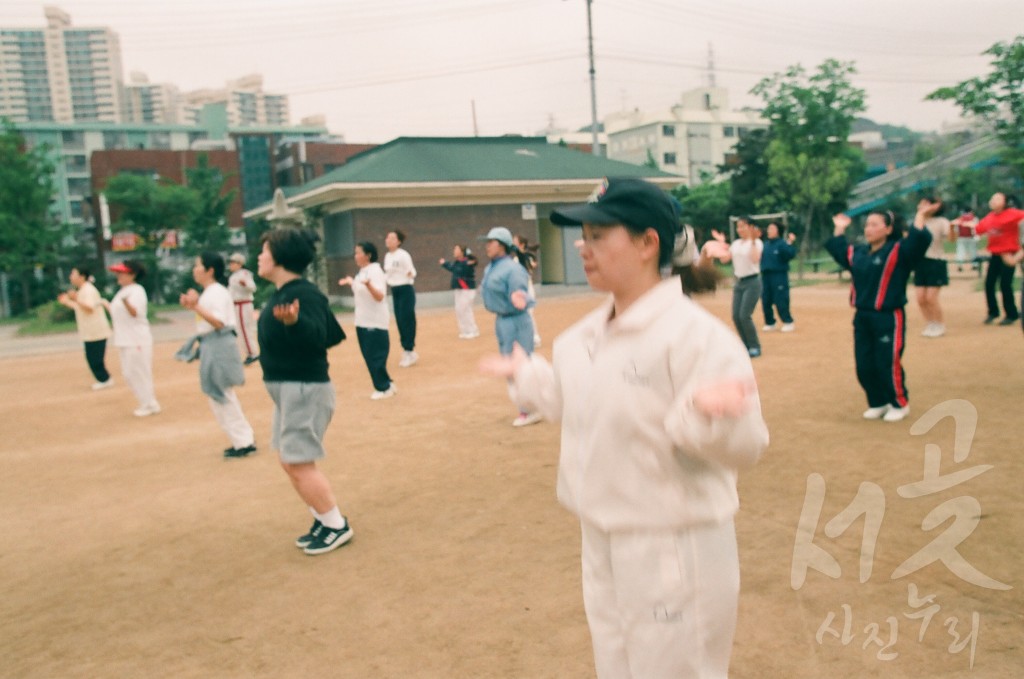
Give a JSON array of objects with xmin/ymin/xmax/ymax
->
[
  {"xmin": 103, "ymin": 260, "xmax": 160, "ymax": 417},
  {"xmin": 483, "ymin": 178, "xmax": 769, "ymax": 678}
]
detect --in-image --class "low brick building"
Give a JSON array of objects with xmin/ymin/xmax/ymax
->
[{"xmin": 244, "ymin": 136, "xmax": 683, "ymax": 295}]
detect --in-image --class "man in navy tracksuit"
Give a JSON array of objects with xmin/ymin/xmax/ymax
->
[
  {"xmin": 825, "ymin": 210, "xmax": 931, "ymax": 422},
  {"xmin": 761, "ymin": 222, "xmax": 798, "ymax": 331}
]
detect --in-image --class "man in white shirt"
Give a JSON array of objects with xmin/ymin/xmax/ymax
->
[
  {"xmin": 227, "ymin": 252, "xmax": 259, "ymax": 365},
  {"xmin": 383, "ymin": 230, "xmax": 418, "ymax": 367}
]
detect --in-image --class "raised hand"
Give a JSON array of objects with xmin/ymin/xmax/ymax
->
[{"xmin": 832, "ymin": 213, "xmax": 852, "ymax": 236}]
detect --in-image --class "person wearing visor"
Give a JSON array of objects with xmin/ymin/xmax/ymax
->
[
  {"xmin": 481, "ymin": 177, "xmax": 769, "ymax": 678},
  {"xmin": 479, "ymin": 226, "xmax": 541, "ymax": 427}
]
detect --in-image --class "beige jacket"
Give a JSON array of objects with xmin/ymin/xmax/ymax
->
[{"xmin": 513, "ymin": 276, "xmax": 769, "ymax": 531}]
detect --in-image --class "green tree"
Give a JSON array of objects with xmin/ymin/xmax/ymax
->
[
  {"xmin": 181, "ymin": 153, "xmax": 237, "ymax": 257},
  {"xmin": 0, "ymin": 120, "xmax": 61, "ymax": 315},
  {"xmin": 103, "ymin": 173, "xmax": 198, "ymax": 302},
  {"xmin": 927, "ymin": 35, "xmax": 1024, "ymax": 181},
  {"xmin": 719, "ymin": 128, "xmax": 778, "ymax": 216},
  {"xmin": 671, "ymin": 176, "xmax": 731, "ymax": 239},
  {"xmin": 751, "ymin": 59, "xmax": 867, "ymax": 251}
]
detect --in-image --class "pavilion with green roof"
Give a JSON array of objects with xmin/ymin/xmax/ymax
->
[{"xmin": 244, "ymin": 136, "xmax": 683, "ymax": 290}]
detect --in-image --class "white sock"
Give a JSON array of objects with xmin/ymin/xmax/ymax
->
[{"xmin": 315, "ymin": 507, "xmax": 346, "ymax": 530}]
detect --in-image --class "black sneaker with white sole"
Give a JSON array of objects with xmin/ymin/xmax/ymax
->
[
  {"xmin": 223, "ymin": 444, "xmax": 257, "ymax": 458},
  {"xmin": 295, "ymin": 519, "xmax": 322, "ymax": 549},
  {"xmin": 303, "ymin": 520, "xmax": 353, "ymax": 555}
]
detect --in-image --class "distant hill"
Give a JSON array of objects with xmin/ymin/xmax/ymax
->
[{"xmin": 851, "ymin": 118, "xmax": 923, "ymax": 143}]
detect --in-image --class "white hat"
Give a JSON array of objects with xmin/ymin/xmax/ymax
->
[
  {"xmin": 484, "ymin": 226, "xmax": 514, "ymax": 248},
  {"xmin": 228, "ymin": 252, "xmax": 246, "ymax": 264}
]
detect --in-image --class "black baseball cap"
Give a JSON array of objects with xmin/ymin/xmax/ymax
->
[{"xmin": 550, "ymin": 177, "xmax": 678, "ymax": 264}]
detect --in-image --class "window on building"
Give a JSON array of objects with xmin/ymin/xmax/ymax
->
[
  {"xmin": 662, "ymin": 124, "xmax": 675, "ymax": 137},
  {"xmin": 663, "ymin": 152, "xmax": 677, "ymax": 165},
  {"xmin": 61, "ymin": 131, "xmax": 84, "ymax": 148},
  {"xmin": 723, "ymin": 126, "xmax": 735, "ymax": 138},
  {"xmin": 737, "ymin": 127, "xmax": 749, "ymax": 138}
]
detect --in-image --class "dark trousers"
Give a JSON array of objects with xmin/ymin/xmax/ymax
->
[
  {"xmin": 984, "ymin": 255, "xmax": 1019, "ymax": 319},
  {"xmin": 84, "ymin": 339, "xmax": 110, "ymax": 383},
  {"xmin": 731, "ymin": 276, "xmax": 762, "ymax": 351},
  {"xmin": 761, "ymin": 271, "xmax": 793, "ymax": 325},
  {"xmin": 853, "ymin": 308, "xmax": 908, "ymax": 408},
  {"xmin": 356, "ymin": 327, "xmax": 392, "ymax": 392},
  {"xmin": 392, "ymin": 285, "xmax": 417, "ymax": 351}
]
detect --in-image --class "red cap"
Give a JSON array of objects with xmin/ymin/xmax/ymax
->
[{"xmin": 108, "ymin": 262, "xmax": 132, "ymax": 274}]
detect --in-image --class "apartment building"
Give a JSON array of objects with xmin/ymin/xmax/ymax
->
[
  {"xmin": 605, "ymin": 87, "xmax": 767, "ymax": 185},
  {"xmin": 0, "ymin": 6, "xmax": 126, "ymax": 123}
]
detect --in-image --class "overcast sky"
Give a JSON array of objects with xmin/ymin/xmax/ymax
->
[{"xmin": 3, "ymin": 0, "xmax": 1022, "ymax": 142}]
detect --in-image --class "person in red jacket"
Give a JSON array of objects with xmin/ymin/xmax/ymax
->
[{"xmin": 976, "ymin": 191, "xmax": 1024, "ymax": 325}]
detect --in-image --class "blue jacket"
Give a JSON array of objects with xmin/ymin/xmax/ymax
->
[
  {"xmin": 761, "ymin": 238, "xmax": 797, "ymax": 273},
  {"xmin": 825, "ymin": 227, "xmax": 932, "ymax": 311}
]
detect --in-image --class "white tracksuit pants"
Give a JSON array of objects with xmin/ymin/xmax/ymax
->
[
  {"xmin": 581, "ymin": 518, "xmax": 740, "ymax": 679},
  {"xmin": 234, "ymin": 301, "xmax": 258, "ymax": 357},
  {"xmin": 453, "ymin": 289, "xmax": 479, "ymax": 336},
  {"xmin": 119, "ymin": 344, "xmax": 158, "ymax": 409},
  {"xmin": 208, "ymin": 389, "xmax": 254, "ymax": 448}
]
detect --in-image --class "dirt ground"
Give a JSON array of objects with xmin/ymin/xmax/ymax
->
[{"xmin": 1, "ymin": 274, "xmax": 1021, "ymax": 678}]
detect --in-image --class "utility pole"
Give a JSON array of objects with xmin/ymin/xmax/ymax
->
[{"xmin": 586, "ymin": 0, "xmax": 599, "ymax": 156}]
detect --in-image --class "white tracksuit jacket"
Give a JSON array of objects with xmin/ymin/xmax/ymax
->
[{"xmin": 513, "ymin": 276, "xmax": 770, "ymax": 531}]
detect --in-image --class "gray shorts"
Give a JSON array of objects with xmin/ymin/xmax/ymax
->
[{"xmin": 265, "ymin": 381, "xmax": 336, "ymax": 464}]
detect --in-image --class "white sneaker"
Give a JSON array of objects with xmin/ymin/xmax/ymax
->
[
  {"xmin": 781, "ymin": 323, "xmax": 795, "ymax": 333},
  {"xmin": 133, "ymin": 403, "xmax": 161, "ymax": 417},
  {"xmin": 512, "ymin": 412, "xmax": 543, "ymax": 427},
  {"xmin": 399, "ymin": 351, "xmax": 418, "ymax": 368},
  {"xmin": 883, "ymin": 406, "xmax": 910, "ymax": 422},
  {"xmin": 931, "ymin": 323, "xmax": 945, "ymax": 337},
  {"xmin": 92, "ymin": 379, "xmax": 114, "ymax": 391},
  {"xmin": 370, "ymin": 385, "xmax": 397, "ymax": 400},
  {"xmin": 762, "ymin": 324, "xmax": 778, "ymax": 332},
  {"xmin": 922, "ymin": 323, "xmax": 945, "ymax": 338},
  {"xmin": 466, "ymin": 331, "xmax": 479, "ymax": 339},
  {"xmin": 862, "ymin": 405, "xmax": 890, "ymax": 420}
]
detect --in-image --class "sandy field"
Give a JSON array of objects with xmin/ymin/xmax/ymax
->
[{"xmin": 1, "ymin": 274, "xmax": 1021, "ymax": 678}]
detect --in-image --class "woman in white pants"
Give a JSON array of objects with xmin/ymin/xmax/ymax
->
[
  {"xmin": 180, "ymin": 252, "xmax": 256, "ymax": 458},
  {"xmin": 483, "ymin": 178, "xmax": 768, "ymax": 678},
  {"xmin": 103, "ymin": 261, "xmax": 160, "ymax": 417},
  {"xmin": 439, "ymin": 244, "xmax": 479, "ymax": 338}
]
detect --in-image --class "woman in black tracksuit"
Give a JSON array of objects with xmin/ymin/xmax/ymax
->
[{"xmin": 825, "ymin": 210, "xmax": 931, "ymax": 422}]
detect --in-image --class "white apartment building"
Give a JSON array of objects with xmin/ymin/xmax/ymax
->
[
  {"xmin": 124, "ymin": 72, "xmax": 182, "ymax": 125},
  {"xmin": 0, "ymin": 6, "xmax": 126, "ymax": 123},
  {"xmin": 182, "ymin": 74, "xmax": 290, "ymax": 128},
  {"xmin": 605, "ymin": 87, "xmax": 766, "ymax": 186}
]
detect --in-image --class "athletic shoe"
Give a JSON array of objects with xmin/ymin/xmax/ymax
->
[
  {"xmin": 883, "ymin": 406, "xmax": 910, "ymax": 422},
  {"xmin": 295, "ymin": 519, "xmax": 322, "ymax": 549},
  {"xmin": 862, "ymin": 405, "xmax": 890, "ymax": 420},
  {"xmin": 762, "ymin": 324, "xmax": 778, "ymax": 332},
  {"xmin": 458, "ymin": 333, "xmax": 470, "ymax": 339},
  {"xmin": 370, "ymin": 385, "xmax": 397, "ymax": 400},
  {"xmin": 304, "ymin": 520, "xmax": 353, "ymax": 555},
  {"xmin": 922, "ymin": 322, "xmax": 946, "ymax": 338},
  {"xmin": 133, "ymin": 403, "xmax": 161, "ymax": 417},
  {"xmin": 748, "ymin": 347, "xmax": 761, "ymax": 358},
  {"xmin": 999, "ymin": 317, "xmax": 1019, "ymax": 326},
  {"xmin": 984, "ymin": 315, "xmax": 999, "ymax": 325},
  {"xmin": 224, "ymin": 444, "xmax": 257, "ymax": 458},
  {"xmin": 512, "ymin": 412, "xmax": 543, "ymax": 427},
  {"xmin": 91, "ymin": 379, "xmax": 114, "ymax": 391},
  {"xmin": 781, "ymin": 323, "xmax": 796, "ymax": 333},
  {"xmin": 243, "ymin": 355, "xmax": 260, "ymax": 366},
  {"xmin": 465, "ymin": 331, "xmax": 479, "ymax": 339}
]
